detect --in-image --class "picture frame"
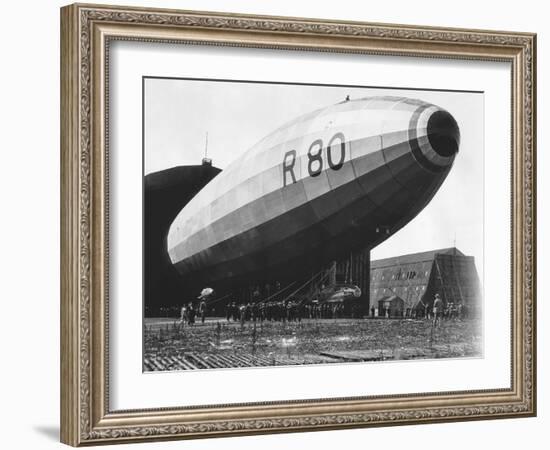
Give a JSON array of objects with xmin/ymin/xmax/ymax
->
[{"xmin": 60, "ymin": 3, "xmax": 536, "ymax": 446}]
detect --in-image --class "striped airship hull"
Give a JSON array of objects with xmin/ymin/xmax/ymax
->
[{"xmin": 167, "ymin": 96, "xmax": 460, "ymax": 286}]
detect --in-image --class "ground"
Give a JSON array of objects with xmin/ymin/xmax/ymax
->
[{"xmin": 143, "ymin": 317, "xmax": 482, "ymax": 371}]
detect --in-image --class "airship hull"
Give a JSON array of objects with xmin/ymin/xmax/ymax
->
[{"xmin": 167, "ymin": 96, "xmax": 459, "ymax": 287}]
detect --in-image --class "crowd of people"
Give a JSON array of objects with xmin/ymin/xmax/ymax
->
[
  {"xmin": 418, "ymin": 294, "xmax": 470, "ymax": 324},
  {"xmin": 222, "ymin": 300, "xmax": 351, "ymax": 323},
  {"xmin": 175, "ymin": 293, "xmax": 471, "ymax": 327},
  {"xmin": 179, "ymin": 300, "xmax": 208, "ymax": 326}
]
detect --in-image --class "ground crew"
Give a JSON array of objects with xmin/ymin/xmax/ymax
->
[
  {"xmin": 199, "ymin": 300, "xmax": 207, "ymax": 323},
  {"xmin": 433, "ymin": 293, "xmax": 444, "ymax": 327}
]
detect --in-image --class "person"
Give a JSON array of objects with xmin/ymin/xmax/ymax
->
[
  {"xmin": 225, "ymin": 301, "xmax": 232, "ymax": 322},
  {"xmin": 258, "ymin": 302, "xmax": 265, "ymax": 322},
  {"xmin": 239, "ymin": 304, "xmax": 246, "ymax": 325},
  {"xmin": 433, "ymin": 293, "xmax": 444, "ymax": 327},
  {"xmin": 199, "ymin": 300, "xmax": 207, "ymax": 324},
  {"xmin": 179, "ymin": 304, "xmax": 188, "ymax": 328},
  {"xmin": 457, "ymin": 302, "xmax": 464, "ymax": 320},
  {"xmin": 187, "ymin": 302, "xmax": 196, "ymax": 326},
  {"xmin": 286, "ymin": 301, "xmax": 293, "ymax": 322}
]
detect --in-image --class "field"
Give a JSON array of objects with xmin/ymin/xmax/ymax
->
[{"xmin": 143, "ymin": 317, "xmax": 482, "ymax": 371}]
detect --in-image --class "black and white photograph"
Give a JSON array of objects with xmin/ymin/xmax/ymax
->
[{"xmin": 143, "ymin": 77, "xmax": 484, "ymax": 372}]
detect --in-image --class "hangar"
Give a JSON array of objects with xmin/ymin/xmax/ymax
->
[{"xmin": 369, "ymin": 247, "xmax": 481, "ymax": 318}]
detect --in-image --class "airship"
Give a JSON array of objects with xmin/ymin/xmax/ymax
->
[{"xmin": 167, "ymin": 96, "xmax": 460, "ymax": 289}]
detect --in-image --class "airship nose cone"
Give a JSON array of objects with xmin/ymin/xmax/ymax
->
[
  {"xmin": 409, "ymin": 105, "xmax": 460, "ymax": 173},
  {"xmin": 427, "ymin": 110, "xmax": 460, "ymax": 158}
]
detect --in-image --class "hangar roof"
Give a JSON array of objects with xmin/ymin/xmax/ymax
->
[{"xmin": 371, "ymin": 247, "xmax": 466, "ymax": 269}]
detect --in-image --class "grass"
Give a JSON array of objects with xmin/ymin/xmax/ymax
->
[{"xmin": 144, "ymin": 317, "xmax": 482, "ymax": 370}]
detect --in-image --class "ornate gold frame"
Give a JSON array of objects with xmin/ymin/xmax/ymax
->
[{"xmin": 60, "ymin": 3, "xmax": 536, "ymax": 446}]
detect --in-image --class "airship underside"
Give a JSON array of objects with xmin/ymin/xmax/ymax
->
[{"xmin": 167, "ymin": 96, "xmax": 460, "ymax": 286}]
